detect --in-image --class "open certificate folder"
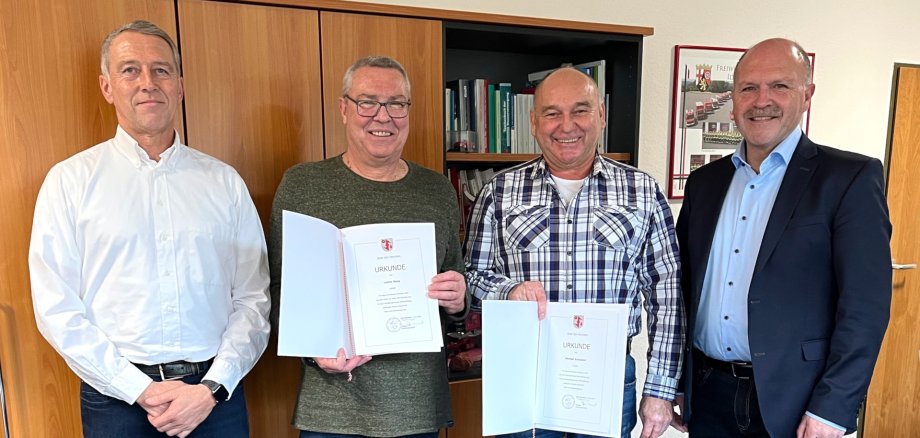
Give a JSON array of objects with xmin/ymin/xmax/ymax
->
[
  {"xmin": 277, "ymin": 210, "xmax": 443, "ymax": 358},
  {"xmin": 482, "ymin": 301, "xmax": 630, "ymax": 437}
]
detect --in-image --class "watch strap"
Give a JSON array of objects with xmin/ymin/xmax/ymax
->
[{"xmin": 200, "ymin": 379, "xmax": 229, "ymax": 403}]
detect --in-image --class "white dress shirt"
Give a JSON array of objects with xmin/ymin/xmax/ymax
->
[{"xmin": 29, "ymin": 126, "xmax": 270, "ymax": 404}]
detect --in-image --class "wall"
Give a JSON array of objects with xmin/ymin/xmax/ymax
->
[
  {"xmin": 349, "ymin": 0, "xmax": 920, "ymax": 211},
  {"xmin": 347, "ymin": 1, "xmax": 920, "ymax": 437}
]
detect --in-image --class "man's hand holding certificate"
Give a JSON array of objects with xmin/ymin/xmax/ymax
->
[
  {"xmin": 483, "ymin": 301, "xmax": 630, "ymax": 437},
  {"xmin": 277, "ymin": 210, "xmax": 443, "ymax": 359}
]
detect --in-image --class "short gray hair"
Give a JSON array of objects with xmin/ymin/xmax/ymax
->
[
  {"xmin": 100, "ymin": 20, "xmax": 181, "ymax": 77},
  {"xmin": 341, "ymin": 55, "xmax": 411, "ymax": 97}
]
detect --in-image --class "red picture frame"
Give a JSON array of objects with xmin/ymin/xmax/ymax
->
[{"xmin": 667, "ymin": 45, "xmax": 815, "ymax": 199}]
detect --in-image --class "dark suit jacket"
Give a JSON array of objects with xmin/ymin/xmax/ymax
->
[{"xmin": 676, "ymin": 135, "xmax": 892, "ymax": 436}]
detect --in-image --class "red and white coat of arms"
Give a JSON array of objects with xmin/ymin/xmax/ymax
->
[{"xmin": 381, "ymin": 238, "xmax": 394, "ymax": 251}]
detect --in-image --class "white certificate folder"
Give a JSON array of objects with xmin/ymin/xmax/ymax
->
[
  {"xmin": 277, "ymin": 210, "xmax": 443, "ymax": 358},
  {"xmin": 482, "ymin": 301, "xmax": 629, "ymax": 437}
]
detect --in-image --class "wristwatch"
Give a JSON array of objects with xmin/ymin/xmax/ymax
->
[{"xmin": 200, "ymin": 379, "xmax": 229, "ymax": 403}]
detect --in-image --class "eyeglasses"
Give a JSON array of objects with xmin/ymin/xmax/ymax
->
[{"xmin": 344, "ymin": 95, "xmax": 411, "ymax": 118}]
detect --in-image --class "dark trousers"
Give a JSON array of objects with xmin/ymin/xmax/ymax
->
[
  {"xmin": 80, "ymin": 373, "xmax": 248, "ymax": 438},
  {"xmin": 688, "ymin": 355, "xmax": 769, "ymax": 437}
]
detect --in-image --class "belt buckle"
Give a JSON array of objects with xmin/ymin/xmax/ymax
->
[
  {"xmin": 158, "ymin": 363, "xmax": 184, "ymax": 381},
  {"xmin": 731, "ymin": 362, "xmax": 751, "ymax": 380}
]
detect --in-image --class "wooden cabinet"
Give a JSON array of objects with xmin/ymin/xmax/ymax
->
[
  {"xmin": 178, "ymin": 0, "xmax": 324, "ymax": 222},
  {"xmin": 177, "ymin": 3, "xmax": 324, "ymax": 436},
  {"xmin": 0, "ymin": 1, "xmax": 179, "ymax": 436},
  {"xmin": 178, "ymin": 5, "xmax": 444, "ymax": 437},
  {"xmin": 446, "ymin": 379, "xmax": 489, "ymax": 438},
  {"xmin": 320, "ymin": 12, "xmax": 443, "ymax": 171},
  {"xmin": 443, "ymin": 21, "xmax": 644, "ymax": 164},
  {"xmin": 0, "ymin": 0, "xmax": 650, "ymax": 436}
]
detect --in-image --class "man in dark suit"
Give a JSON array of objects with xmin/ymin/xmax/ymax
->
[{"xmin": 673, "ymin": 38, "xmax": 892, "ymax": 438}]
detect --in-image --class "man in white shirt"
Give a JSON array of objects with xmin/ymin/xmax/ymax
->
[{"xmin": 28, "ymin": 20, "xmax": 270, "ymax": 438}]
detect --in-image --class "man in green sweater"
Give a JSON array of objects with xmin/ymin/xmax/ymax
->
[{"xmin": 269, "ymin": 55, "xmax": 469, "ymax": 437}]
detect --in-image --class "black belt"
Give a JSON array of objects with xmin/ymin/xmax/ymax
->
[
  {"xmin": 696, "ymin": 350, "xmax": 753, "ymax": 379},
  {"xmin": 133, "ymin": 358, "xmax": 213, "ymax": 381}
]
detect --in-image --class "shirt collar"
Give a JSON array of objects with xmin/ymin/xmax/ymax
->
[
  {"xmin": 113, "ymin": 125, "xmax": 182, "ymax": 169},
  {"xmin": 731, "ymin": 128, "xmax": 801, "ymax": 171},
  {"xmin": 529, "ymin": 153, "xmax": 606, "ymax": 180}
]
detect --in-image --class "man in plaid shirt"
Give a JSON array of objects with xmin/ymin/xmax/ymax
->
[{"xmin": 464, "ymin": 67, "xmax": 685, "ymax": 438}]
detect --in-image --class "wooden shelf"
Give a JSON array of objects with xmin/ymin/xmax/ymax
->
[{"xmin": 446, "ymin": 152, "xmax": 631, "ymax": 163}]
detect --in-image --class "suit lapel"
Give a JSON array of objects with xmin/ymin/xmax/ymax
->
[{"xmin": 754, "ymin": 136, "xmax": 819, "ymax": 274}]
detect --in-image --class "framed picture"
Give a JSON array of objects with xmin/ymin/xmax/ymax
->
[{"xmin": 667, "ymin": 45, "xmax": 815, "ymax": 199}]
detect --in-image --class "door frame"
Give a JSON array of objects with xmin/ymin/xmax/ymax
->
[{"xmin": 883, "ymin": 63, "xmax": 920, "ymax": 189}]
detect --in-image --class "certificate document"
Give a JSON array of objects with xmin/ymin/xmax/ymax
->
[
  {"xmin": 482, "ymin": 301, "xmax": 629, "ymax": 437},
  {"xmin": 277, "ymin": 210, "xmax": 442, "ymax": 358}
]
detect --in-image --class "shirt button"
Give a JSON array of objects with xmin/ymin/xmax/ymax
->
[
  {"xmin": 734, "ymin": 248, "xmax": 740, "ymax": 253},
  {"xmin": 566, "ymin": 251, "xmax": 572, "ymax": 256},
  {"xmin": 727, "ymin": 347, "xmax": 732, "ymax": 352},
  {"xmin": 728, "ymin": 281, "xmax": 734, "ymax": 286},
  {"xmin": 724, "ymin": 315, "xmax": 729, "ymax": 320},
  {"xmin": 566, "ymin": 284, "xmax": 573, "ymax": 290},
  {"xmin": 741, "ymin": 216, "xmax": 747, "ymax": 221},
  {"xmin": 567, "ymin": 219, "xmax": 573, "ymax": 224}
]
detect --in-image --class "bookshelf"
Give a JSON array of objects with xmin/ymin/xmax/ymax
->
[
  {"xmin": 442, "ymin": 21, "xmax": 643, "ymax": 165},
  {"xmin": 442, "ymin": 21, "xmax": 643, "ymax": 226}
]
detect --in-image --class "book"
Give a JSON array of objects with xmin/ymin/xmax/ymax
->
[
  {"xmin": 482, "ymin": 301, "xmax": 629, "ymax": 437},
  {"xmin": 488, "ymin": 83, "xmax": 497, "ymax": 153},
  {"xmin": 474, "ymin": 78, "xmax": 490, "ymax": 153},
  {"xmin": 458, "ymin": 169, "xmax": 476, "ymax": 202},
  {"xmin": 277, "ymin": 210, "xmax": 443, "ymax": 358},
  {"xmin": 499, "ymin": 83, "xmax": 512, "ymax": 153},
  {"xmin": 446, "ymin": 79, "xmax": 469, "ymax": 132}
]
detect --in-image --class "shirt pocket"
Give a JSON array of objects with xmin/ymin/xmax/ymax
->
[
  {"xmin": 182, "ymin": 228, "xmax": 233, "ymax": 288},
  {"xmin": 593, "ymin": 206, "xmax": 638, "ymax": 251},
  {"xmin": 503, "ymin": 205, "xmax": 550, "ymax": 251}
]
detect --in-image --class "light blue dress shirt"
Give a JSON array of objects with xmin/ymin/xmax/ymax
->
[
  {"xmin": 693, "ymin": 129, "xmax": 846, "ymax": 433},
  {"xmin": 694, "ymin": 129, "xmax": 800, "ymax": 362}
]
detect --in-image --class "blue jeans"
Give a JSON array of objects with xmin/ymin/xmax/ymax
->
[
  {"xmin": 499, "ymin": 354, "xmax": 637, "ymax": 438},
  {"xmin": 80, "ymin": 373, "xmax": 248, "ymax": 437},
  {"xmin": 300, "ymin": 432, "xmax": 439, "ymax": 438}
]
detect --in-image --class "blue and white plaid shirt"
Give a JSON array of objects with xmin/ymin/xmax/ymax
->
[{"xmin": 464, "ymin": 155, "xmax": 684, "ymax": 400}]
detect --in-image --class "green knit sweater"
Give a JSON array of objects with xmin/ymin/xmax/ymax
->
[{"xmin": 268, "ymin": 155, "xmax": 464, "ymax": 436}]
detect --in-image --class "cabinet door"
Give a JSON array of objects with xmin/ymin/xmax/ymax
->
[
  {"xmin": 0, "ymin": 1, "xmax": 177, "ymax": 436},
  {"xmin": 178, "ymin": 2, "xmax": 322, "ymax": 437},
  {"xmin": 320, "ymin": 12, "xmax": 443, "ymax": 172},
  {"xmin": 179, "ymin": 0, "xmax": 323, "ymax": 224},
  {"xmin": 447, "ymin": 379, "xmax": 491, "ymax": 438}
]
